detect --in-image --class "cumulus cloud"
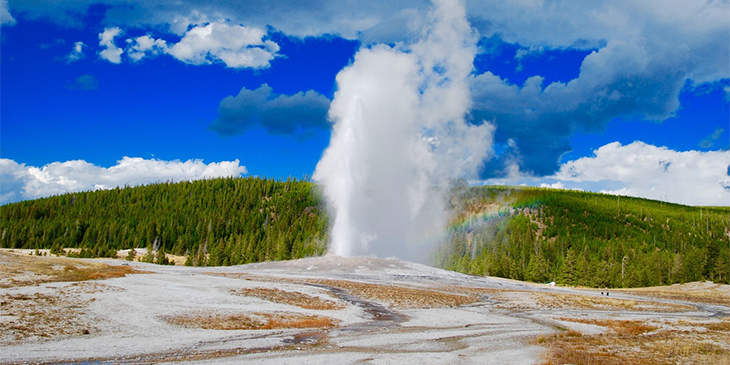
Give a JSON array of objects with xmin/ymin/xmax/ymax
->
[
  {"xmin": 7, "ymin": 0, "xmax": 730, "ymax": 178},
  {"xmin": 65, "ymin": 41, "xmax": 85, "ymax": 62},
  {"xmin": 0, "ymin": 157, "xmax": 247, "ymax": 205},
  {"xmin": 469, "ymin": 0, "xmax": 729, "ymax": 177},
  {"xmin": 95, "ymin": 22, "xmax": 278, "ymax": 68},
  {"xmin": 67, "ymin": 74, "xmax": 98, "ymax": 90},
  {"xmin": 0, "ymin": 0, "xmax": 14, "ymax": 26},
  {"xmin": 210, "ymin": 84, "xmax": 331, "ymax": 136},
  {"xmin": 166, "ymin": 22, "xmax": 278, "ymax": 68},
  {"xmin": 98, "ymin": 27, "xmax": 124, "ymax": 63},
  {"xmin": 8, "ymin": 0, "xmax": 426, "ymax": 40},
  {"xmin": 549, "ymin": 141, "xmax": 730, "ymax": 206},
  {"xmin": 127, "ymin": 35, "xmax": 167, "ymax": 62}
]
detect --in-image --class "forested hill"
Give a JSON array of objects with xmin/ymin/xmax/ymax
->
[
  {"xmin": 435, "ymin": 185, "xmax": 730, "ymax": 287},
  {"xmin": 2, "ymin": 178, "xmax": 728, "ymax": 287},
  {"xmin": 0, "ymin": 177, "xmax": 328, "ymax": 265}
]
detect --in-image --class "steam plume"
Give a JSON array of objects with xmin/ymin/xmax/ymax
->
[{"xmin": 313, "ymin": 0, "xmax": 493, "ymax": 262}]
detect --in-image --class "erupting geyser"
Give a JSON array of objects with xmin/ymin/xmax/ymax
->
[{"xmin": 313, "ymin": 0, "xmax": 493, "ymax": 262}]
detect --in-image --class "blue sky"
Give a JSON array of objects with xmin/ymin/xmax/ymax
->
[{"xmin": 1, "ymin": 0, "xmax": 729, "ymax": 206}]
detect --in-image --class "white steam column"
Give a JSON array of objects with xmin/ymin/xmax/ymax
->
[{"xmin": 313, "ymin": 0, "xmax": 494, "ymax": 262}]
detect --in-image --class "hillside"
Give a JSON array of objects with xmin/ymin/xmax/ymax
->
[
  {"xmin": 1, "ymin": 178, "xmax": 728, "ymax": 287},
  {"xmin": 0, "ymin": 177, "xmax": 328, "ymax": 265},
  {"xmin": 435, "ymin": 184, "xmax": 730, "ymax": 287}
]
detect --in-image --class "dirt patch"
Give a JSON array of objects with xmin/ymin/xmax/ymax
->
[
  {"xmin": 161, "ymin": 311, "xmax": 339, "ymax": 330},
  {"xmin": 233, "ymin": 287, "xmax": 344, "ymax": 310},
  {"xmin": 0, "ymin": 251, "xmax": 141, "ymax": 288}
]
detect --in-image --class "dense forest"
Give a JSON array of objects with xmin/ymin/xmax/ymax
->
[
  {"xmin": 0, "ymin": 177, "xmax": 328, "ymax": 266},
  {"xmin": 1, "ymin": 178, "xmax": 728, "ymax": 287},
  {"xmin": 434, "ymin": 184, "xmax": 730, "ymax": 286}
]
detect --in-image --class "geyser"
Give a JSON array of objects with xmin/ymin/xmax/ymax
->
[{"xmin": 313, "ymin": 0, "xmax": 493, "ymax": 262}]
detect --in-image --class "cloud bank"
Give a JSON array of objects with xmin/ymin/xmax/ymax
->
[
  {"xmin": 5, "ymin": 0, "xmax": 729, "ymax": 206},
  {"xmin": 210, "ymin": 84, "xmax": 331, "ymax": 136},
  {"xmin": 0, "ymin": 0, "xmax": 14, "ymax": 26},
  {"xmin": 489, "ymin": 141, "xmax": 730, "ymax": 206},
  {"xmin": 553, "ymin": 142, "xmax": 730, "ymax": 206},
  {"xmin": 0, "ymin": 157, "xmax": 247, "ymax": 205}
]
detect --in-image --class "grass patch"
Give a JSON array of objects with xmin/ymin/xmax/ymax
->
[
  {"xmin": 615, "ymin": 282, "xmax": 730, "ymax": 307},
  {"xmin": 162, "ymin": 311, "xmax": 338, "ymax": 330},
  {"xmin": 537, "ymin": 318, "xmax": 730, "ymax": 365},
  {"xmin": 308, "ymin": 279, "xmax": 479, "ymax": 309},
  {"xmin": 233, "ymin": 287, "xmax": 344, "ymax": 310},
  {"xmin": 0, "ymin": 250, "xmax": 141, "ymax": 288},
  {"xmin": 0, "ymin": 291, "xmax": 92, "ymax": 344}
]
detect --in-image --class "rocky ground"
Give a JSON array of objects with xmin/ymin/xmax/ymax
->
[{"xmin": 1, "ymin": 250, "xmax": 728, "ymax": 364}]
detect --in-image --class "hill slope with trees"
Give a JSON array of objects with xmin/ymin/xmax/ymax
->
[
  {"xmin": 435, "ymin": 184, "xmax": 730, "ymax": 286},
  {"xmin": 0, "ymin": 177, "xmax": 328, "ymax": 266},
  {"xmin": 2, "ymin": 178, "xmax": 727, "ymax": 287}
]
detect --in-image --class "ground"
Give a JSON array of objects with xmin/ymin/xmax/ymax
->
[{"xmin": 1, "ymin": 249, "xmax": 728, "ymax": 364}]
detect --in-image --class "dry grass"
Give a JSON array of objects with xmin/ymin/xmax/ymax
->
[
  {"xmin": 485, "ymin": 290, "xmax": 694, "ymax": 312},
  {"xmin": 615, "ymin": 281, "xmax": 730, "ymax": 307},
  {"xmin": 206, "ymin": 272, "xmax": 479, "ymax": 309},
  {"xmin": 233, "ymin": 287, "xmax": 345, "ymax": 310},
  {"xmin": 558, "ymin": 318, "xmax": 658, "ymax": 336},
  {"xmin": 537, "ymin": 292, "xmax": 694, "ymax": 312},
  {"xmin": 537, "ymin": 317, "xmax": 730, "ymax": 365},
  {"xmin": 0, "ymin": 250, "xmax": 140, "ymax": 288},
  {"xmin": 162, "ymin": 311, "xmax": 338, "ymax": 330},
  {"xmin": 308, "ymin": 279, "xmax": 479, "ymax": 309},
  {"xmin": 0, "ymin": 291, "xmax": 92, "ymax": 345}
]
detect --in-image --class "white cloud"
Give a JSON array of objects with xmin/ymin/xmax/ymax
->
[
  {"xmin": 0, "ymin": 157, "xmax": 247, "ymax": 205},
  {"xmin": 550, "ymin": 141, "xmax": 730, "ymax": 206},
  {"xmin": 97, "ymin": 22, "xmax": 279, "ymax": 68},
  {"xmin": 98, "ymin": 27, "xmax": 124, "ymax": 64},
  {"xmin": 127, "ymin": 35, "xmax": 167, "ymax": 62},
  {"xmin": 166, "ymin": 22, "xmax": 278, "ymax": 68},
  {"xmin": 540, "ymin": 181, "xmax": 564, "ymax": 189},
  {"xmin": 65, "ymin": 41, "xmax": 86, "ymax": 62},
  {"xmin": 5, "ymin": 0, "xmax": 730, "ymax": 182},
  {"xmin": 1, "ymin": 0, "xmax": 15, "ymax": 26}
]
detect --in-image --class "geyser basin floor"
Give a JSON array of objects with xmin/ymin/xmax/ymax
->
[{"xmin": 1, "ymin": 252, "xmax": 728, "ymax": 365}]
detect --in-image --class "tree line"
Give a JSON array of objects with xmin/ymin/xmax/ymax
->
[
  {"xmin": 2, "ymin": 178, "xmax": 727, "ymax": 287},
  {"xmin": 434, "ymin": 185, "xmax": 730, "ymax": 287},
  {"xmin": 0, "ymin": 177, "xmax": 328, "ymax": 265}
]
